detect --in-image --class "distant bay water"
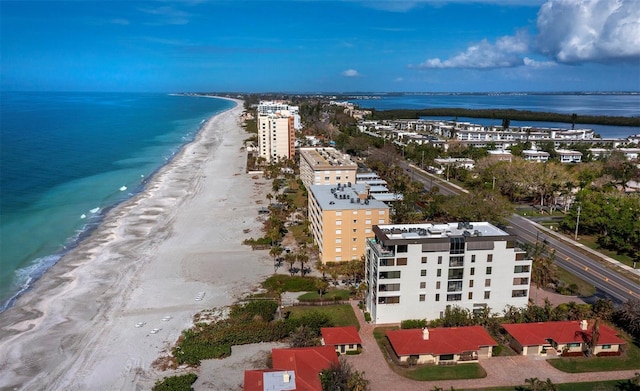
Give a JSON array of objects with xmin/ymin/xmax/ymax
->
[
  {"xmin": 0, "ymin": 92, "xmax": 233, "ymax": 312},
  {"xmin": 348, "ymin": 93, "xmax": 640, "ymax": 139}
]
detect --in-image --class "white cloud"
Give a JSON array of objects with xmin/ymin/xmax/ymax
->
[
  {"xmin": 354, "ymin": 0, "xmax": 545, "ymax": 12},
  {"xmin": 523, "ymin": 57, "xmax": 557, "ymax": 68},
  {"xmin": 536, "ymin": 0, "xmax": 640, "ymax": 63},
  {"xmin": 341, "ymin": 69, "xmax": 361, "ymax": 77},
  {"xmin": 414, "ymin": 31, "xmax": 530, "ymax": 69}
]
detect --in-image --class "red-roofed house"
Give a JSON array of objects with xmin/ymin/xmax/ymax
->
[
  {"xmin": 321, "ymin": 326, "xmax": 362, "ymax": 354},
  {"xmin": 244, "ymin": 346, "xmax": 338, "ymax": 391},
  {"xmin": 386, "ymin": 326, "xmax": 497, "ymax": 365},
  {"xmin": 502, "ymin": 320, "xmax": 625, "ymax": 357}
]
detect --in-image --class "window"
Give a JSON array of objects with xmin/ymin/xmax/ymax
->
[
  {"xmin": 335, "ymin": 229, "xmax": 342, "ymax": 235},
  {"xmin": 420, "ymin": 282, "xmax": 426, "ymax": 289},
  {"xmin": 379, "ymin": 271, "xmax": 401, "ymax": 279},
  {"xmin": 352, "ymin": 229, "xmax": 357, "ymax": 233},
  {"xmin": 419, "ymin": 294, "xmax": 426, "ymax": 302},
  {"xmin": 365, "ymin": 228, "xmax": 371, "ymax": 233},
  {"xmin": 336, "ymin": 238, "xmax": 342, "ymax": 244},
  {"xmin": 353, "ymin": 219, "xmax": 357, "ymax": 224},
  {"xmin": 397, "ymin": 245, "xmax": 408, "ymax": 253},
  {"xmin": 366, "ymin": 210, "xmax": 372, "ymax": 215},
  {"xmin": 435, "ymin": 294, "xmax": 440, "ymax": 301},
  {"xmin": 396, "ymin": 258, "xmax": 408, "ymax": 266},
  {"xmin": 567, "ymin": 343, "xmax": 580, "ymax": 348},
  {"xmin": 602, "ymin": 345, "xmax": 612, "ymax": 349},
  {"xmin": 325, "ymin": 176, "xmax": 329, "ymax": 180},
  {"xmin": 438, "ymin": 256, "xmax": 443, "ymax": 264},
  {"xmin": 468, "ymin": 292, "xmax": 473, "ymax": 300},
  {"xmin": 512, "ymin": 289, "xmax": 528, "ymax": 298},
  {"xmin": 365, "ymin": 219, "xmax": 371, "ymax": 225},
  {"xmin": 420, "ymin": 269, "xmax": 427, "ymax": 276},
  {"xmin": 379, "ymin": 210, "xmax": 385, "ymax": 215},
  {"xmin": 471, "ymin": 254, "xmax": 476, "ymax": 263},
  {"xmin": 513, "ymin": 277, "xmax": 529, "ymax": 285},
  {"xmin": 485, "ymin": 279, "xmax": 491, "ymax": 287},
  {"xmin": 514, "ymin": 265, "xmax": 530, "ymax": 273},
  {"xmin": 469, "ymin": 280, "xmax": 474, "ymax": 288},
  {"xmin": 470, "ymin": 267, "xmax": 475, "ymax": 276},
  {"xmin": 447, "ymin": 294, "xmax": 462, "ymax": 301},
  {"xmin": 437, "ymin": 269, "xmax": 442, "ymax": 277},
  {"xmin": 336, "ymin": 247, "xmax": 342, "ymax": 253},
  {"xmin": 436, "ymin": 281, "xmax": 441, "ymax": 289},
  {"xmin": 378, "ymin": 219, "xmax": 385, "ymax": 224},
  {"xmin": 486, "ymin": 266, "xmax": 492, "ymax": 275},
  {"xmin": 336, "ymin": 211, "xmax": 342, "ymax": 216},
  {"xmin": 353, "ymin": 237, "xmax": 357, "ymax": 242},
  {"xmin": 487, "ymin": 254, "xmax": 493, "ymax": 262},
  {"xmin": 449, "ymin": 256, "xmax": 464, "ymax": 267},
  {"xmin": 378, "ymin": 296, "xmax": 400, "ymax": 304},
  {"xmin": 450, "ymin": 237, "xmax": 465, "ymax": 254},
  {"xmin": 448, "ymin": 268, "xmax": 464, "ymax": 280},
  {"xmin": 379, "ymin": 283, "xmax": 400, "ymax": 292},
  {"xmin": 380, "ymin": 259, "xmax": 394, "ymax": 266},
  {"xmin": 484, "ymin": 291, "xmax": 491, "ymax": 299},
  {"xmin": 336, "ymin": 220, "xmax": 342, "ymax": 226}
]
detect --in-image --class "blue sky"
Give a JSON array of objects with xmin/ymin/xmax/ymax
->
[{"xmin": 1, "ymin": 0, "xmax": 639, "ymax": 92}]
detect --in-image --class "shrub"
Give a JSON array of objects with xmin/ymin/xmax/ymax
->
[
  {"xmin": 492, "ymin": 345, "xmax": 503, "ymax": 356},
  {"xmin": 345, "ymin": 349, "xmax": 362, "ymax": 355},
  {"xmin": 401, "ymin": 319, "xmax": 427, "ymax": 329},
  {"xmin": 230, "ymin": 300, "xmax": 278, "ymax": 322},
  {"xmin": 262, "ymin": 275, "xmax": 318, "ymax": 292},
  {"xmin": 152, "ymin": 373, "xmax": 197, "ymax": 391},
  {"xmin": 364, "ymin": 312, "xmax": 371, "ymax": 322}
]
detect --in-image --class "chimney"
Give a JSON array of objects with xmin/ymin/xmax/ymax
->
[
  {"xmin": 580, "ymin": 320, "xmax": 588, "ymax": 331},
  {"xmin": 283, "ymin": 372, "xmax": 290, "ymax": 383},
  {"xmin": 422, "ymin": 327, "xmax": 429, "ymax": 340}
]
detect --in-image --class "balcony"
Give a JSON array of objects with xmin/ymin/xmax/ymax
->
[{"xmin": 368, "ymin": 238, "xmax": 395, "ymax": 258}]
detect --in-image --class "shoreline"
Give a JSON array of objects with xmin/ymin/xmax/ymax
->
[{"xmin": 0, "ymin": 98, "xmax": 275, "ymax": 390}]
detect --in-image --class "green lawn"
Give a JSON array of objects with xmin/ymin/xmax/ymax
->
[
  {"xmin": 555, "ymin": 266, "xmax": 596, "ymax": 297},
  {"xmin": 548, "ymin": 337, "xmax": 640, "ymax": 373},
  {"xmin": 404, "ymin": 363, "xmax": 486, "ymax": 381},
  {"xmin": 578, "ymin": 234, "xmax": 635, "ymax": 267},
  {"xmin": 284, "ymin": 304, "xmax": 359, "ymax": 329}
]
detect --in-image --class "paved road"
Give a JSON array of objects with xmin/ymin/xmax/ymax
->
[{"xmin": 403, "ymin": 164, "xmax": 640, "ymax": 304}]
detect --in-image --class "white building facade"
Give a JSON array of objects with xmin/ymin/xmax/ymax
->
[
  {"xmin": 299, "ymin": 147, "xmax": 357, "ymax": 189},
  {"xmin": 365, "ymin": 222, "xmax": 532, "ymax": 324}
]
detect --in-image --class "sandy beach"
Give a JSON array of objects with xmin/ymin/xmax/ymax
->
[{"xmin": 0, "ymin": 99, "xmax": 275, "ymax": 390}]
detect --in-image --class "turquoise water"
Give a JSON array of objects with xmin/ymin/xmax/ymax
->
[
  {"xmin": 0, "ymin": 92, "xmax": 234, "ymax": 311},
  {"xmin": 349, "ymin": 93, "xmax": 640, "ymax": 138}
]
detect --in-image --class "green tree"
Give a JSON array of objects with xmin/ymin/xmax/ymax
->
[{"xmin": 320, "ymin": 358, "xmax": 369, "ymax": 391}]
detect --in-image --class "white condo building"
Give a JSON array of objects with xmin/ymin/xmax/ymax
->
[
  {"xmin": 299, "ymin": 147, "xmax": 357, "ymax": 189},
  {"xmin": 365, "ymin": 222, "xmax": 532, "ymax": 324},
  {"xmin": 257, "ymin": 101, "xmax": 302, "ymax": 130}
]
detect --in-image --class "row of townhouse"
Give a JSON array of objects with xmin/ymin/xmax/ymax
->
[{"xmin": 358, "ymin": 119, "xmax": 636, "ymax": 151}]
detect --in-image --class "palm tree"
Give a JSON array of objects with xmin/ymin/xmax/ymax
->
[
  {"xmin": 588, "ymin": 318, "xmax": 600, "ymax": 354},
  {"xmin": 266, "ymin": 192, "xmax": 273, "ymax": 205},
  {"xmin": 285, "ymin": 253, "xmax": 297, "ymax": 275},
  {"xmin": 296, "ymin": 251, "xmax": 309, "ymax": 276},
  {"xmin": 270, "ymin": 245, "xmax": 283, "ymax": 268}
]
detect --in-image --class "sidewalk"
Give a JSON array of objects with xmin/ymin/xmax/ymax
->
[{"xmin": 344, "ymin": 300, "xmax": 638, "ymax": 390}]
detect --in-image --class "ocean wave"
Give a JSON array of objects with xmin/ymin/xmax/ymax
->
[{"xmin": 0, "ymin": 254, "xmax": 62, "ymax": 313}]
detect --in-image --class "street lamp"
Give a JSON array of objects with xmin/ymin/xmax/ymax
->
[{"xmin": 574, "ymin": 204, "xmax": 581, "ymax": 241}]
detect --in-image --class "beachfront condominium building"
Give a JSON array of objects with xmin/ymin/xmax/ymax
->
[
  {"xmin": 308, "ymin": 183, "xmax": 389, "ymax": 264},
  {"xmin": 299, "ymin": 147, "xmax": 357, "ymax": 189},
  {"xmin": 365, "ymin": 222, "xmax": 532, "ymax": 324},
  {"xmin": 257, "ymin": 101, "xmax": 302, "ymax": 130},
  {"xmin": 258, "ymin": 112, "xmax": 295, "ymax": 163}
]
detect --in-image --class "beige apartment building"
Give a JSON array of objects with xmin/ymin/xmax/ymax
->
[
  {"xmin": 258, "ymin": 112, "xmax": 295, "ymax": 162},
  {"xmin": 299, "ymin": 147, "xmax": 357, "ymax": 189},
  {"xmin": 308, "ymin": 183, "xmax": 389, "ymax": 264}
]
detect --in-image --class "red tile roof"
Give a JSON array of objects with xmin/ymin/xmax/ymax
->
[
  {"xmin": 386, "ymin": 326, "xmax": 497, "ymax": 356},
  {"xmin": 321, "ymin": 326, "xmax": 362, "ymax": 346},
  {"xmin": 270, "ymin": 346, "xmax": 338, "ymax": 391},
  {"xmin": 502, "ymin": 321, "xmax": 625, "ymax": 347}
]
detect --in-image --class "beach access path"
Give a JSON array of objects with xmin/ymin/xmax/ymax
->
[{"xmin": 0, "ymin": 99, "xmax": 275, "ymax": 390}]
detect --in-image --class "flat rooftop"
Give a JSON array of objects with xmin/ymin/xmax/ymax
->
[
  {"xmin": 310, "ymin": 183, "xmax": 389, "ymax": 211},
  {"xmin": 300, "ymin": 147, "xmax": 357, "ymax": 170},
  {"xmin": 376, "ymin": 222, "xmax": 508, "ymax": 240}
]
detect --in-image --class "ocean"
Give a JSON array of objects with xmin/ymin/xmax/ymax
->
[
  {"xmin": 348, "ymin": 93, "xmax": 640, "ymax": 138},
  {"xmin": 0, "ymin": 92, "xmax": 234, "ymax": 312}
]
